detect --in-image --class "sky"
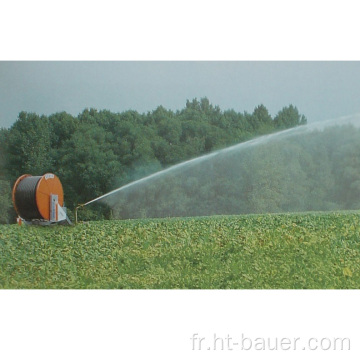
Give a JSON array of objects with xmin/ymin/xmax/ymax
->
[{"xmin": 1, "ymin": 61, "xmax": 360, "ymax": 128}]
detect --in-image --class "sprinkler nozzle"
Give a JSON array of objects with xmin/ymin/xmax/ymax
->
[{"xmin": 75, "ymin": 203, "xmax": 85, "ymax": 224}]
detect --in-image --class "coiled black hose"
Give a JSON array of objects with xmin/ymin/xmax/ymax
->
[{"xmin": 14, "ymin": 176, "xmax": 43, "ymax": 220}]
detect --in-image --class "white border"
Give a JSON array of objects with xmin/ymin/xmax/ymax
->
[
  {"xmin": 1, "ymin": 0, "xmax": 360, "ymax": 60},
  {"xmin": 0, "ymin": 290, "xmax": 359, "ymax": 359}
]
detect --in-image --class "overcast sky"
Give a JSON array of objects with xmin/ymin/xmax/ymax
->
[{"xmin": 1, "ymin": 61, "xmax": 360, "ymax": 128}]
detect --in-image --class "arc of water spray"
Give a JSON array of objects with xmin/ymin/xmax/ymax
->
[
  {"xmin": 75, "ymin": 113, "xmax": 360, "ymax": 223},
  {"xmin": 81, "ymin": 151, "xmax": 219, "ymax": 206},
  {"xmin": 75, "ymin": 125, "xmax": 301, "ymax": 223}
]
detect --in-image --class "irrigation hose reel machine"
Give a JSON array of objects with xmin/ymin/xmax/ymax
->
[{"xmin": 12, "ymin": 173, "xmax": 72, "ymax": 225}]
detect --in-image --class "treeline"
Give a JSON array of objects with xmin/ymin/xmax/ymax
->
[{"xmin": 0, "ymin": 98, "xmax": 307, "ymax": 223}]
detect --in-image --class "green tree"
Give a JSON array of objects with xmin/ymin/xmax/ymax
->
[
  {"xmin": 252, "ymin": 104, "xmax": 274, "ymax": 134},
  {"xmin": 0, "ymin": 128, "xmax": 12, "ymax": 223},
  {"xmin": 0, "ymin": 179, "xmax": 12, "ymax": 224},
  {"xmin": 6, "ymin": 112, "xmax": 52, "ymax": 182},
  {"xmin": 57, "ymin": 123, "xmax": 121, "ymax": 213},
  {"xmin": 0, "ymin": 128, "xmax": 8, "ymax": 178},
  {"xmin": 49, "ymin": 112, "xmax": 78, "ymax": 149},
  {"xmin": 274, "ymin": 105, "xmax": 307, "ymax": 129}
]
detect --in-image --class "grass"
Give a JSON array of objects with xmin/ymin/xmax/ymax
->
[{"xmin": 0, "ymin": 211, "xmax": 359, "ymax": 289}]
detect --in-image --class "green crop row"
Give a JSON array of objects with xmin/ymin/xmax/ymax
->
[{"xmin": 0, "ymin": 211, "xmax": 359, "ymax": 289}]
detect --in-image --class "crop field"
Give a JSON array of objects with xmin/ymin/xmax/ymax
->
[{"xmin": 0, "ymin": 211, "xmax": 360, "ymax": 289}]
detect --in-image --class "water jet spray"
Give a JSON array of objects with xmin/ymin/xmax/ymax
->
[{"xmin": 75, "ymin": 114, "xmax": 360, "ymax": 220}]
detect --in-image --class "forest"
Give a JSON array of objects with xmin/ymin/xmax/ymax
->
[{"xmin": 1, "ymin": 98, "xmax": 309, "ymax": 223}]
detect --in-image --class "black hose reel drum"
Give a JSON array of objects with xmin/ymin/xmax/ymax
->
[{"xmin": 12, "ymin": 173, "xmax": 71, "ymax": 225}]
